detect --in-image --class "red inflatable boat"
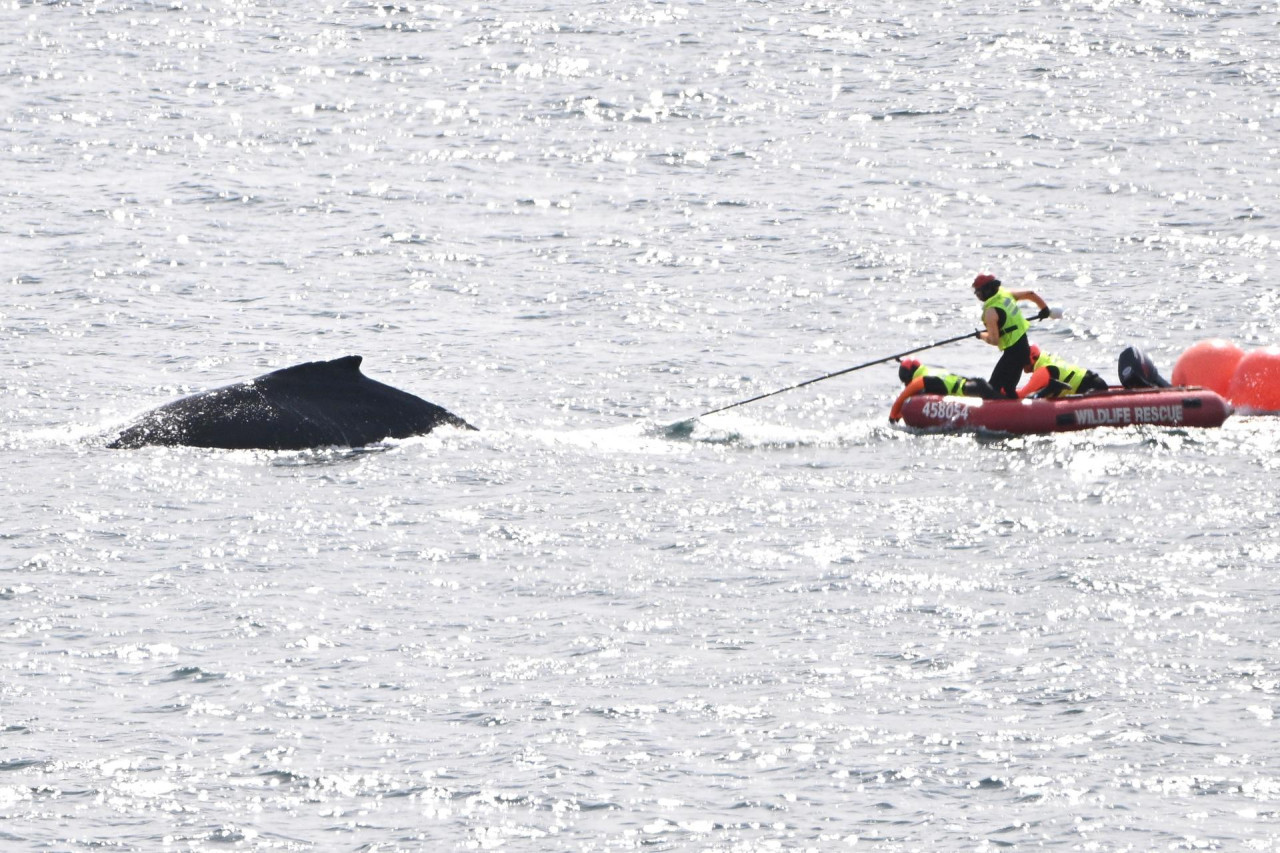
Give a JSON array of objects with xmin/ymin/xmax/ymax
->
[{"xmin": 898, "ymin": 387, "xmax": 1231, "ymax": 434}]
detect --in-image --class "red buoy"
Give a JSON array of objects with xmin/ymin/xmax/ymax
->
[
  {"xmin": 1227, "ymin": 347, "xmax": 1280, "ymax": 413},
  {"xmin": 1171, "ymin": 339, "xmax": 1244, "ymax": 396}
]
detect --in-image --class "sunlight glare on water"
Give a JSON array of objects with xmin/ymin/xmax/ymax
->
[{"xmin": 3, "ymin": 1, "xmax": 1280, "ymax": 851}]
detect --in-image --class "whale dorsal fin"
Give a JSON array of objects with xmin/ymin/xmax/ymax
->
[
  {"xmin": 326, "ymin": 355, "xmax": 364, "ymax": 372},
  {"xmin": 258, "ymin": 355, "xmax": 364, "ymax": 383}
]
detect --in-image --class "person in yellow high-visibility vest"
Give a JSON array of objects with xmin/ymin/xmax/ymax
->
[
  {"xmin": 1017, "ymin": 345, "xmax": 1109, "ymax": 398},
  {"xmin": 972, "ymin": 273, "xmax": 1050, "ymax": 399},
  {"xmin": 889, "ymin": 359, "xmax": 999, "ymax": 423}
]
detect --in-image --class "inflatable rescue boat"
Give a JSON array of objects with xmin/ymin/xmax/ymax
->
[{"xmin": 899, "ymin": 387, "xmax": 1231, "ymax": 434}]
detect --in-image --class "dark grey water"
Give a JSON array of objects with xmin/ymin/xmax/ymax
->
[{"xmin": 3, "ymin": 1, "xmax": 1280, "ymax": 850}]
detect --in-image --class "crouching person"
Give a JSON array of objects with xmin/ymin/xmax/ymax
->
[
  {"xmin": 890, "ymin": 358, "xmax": 999, "ymax": 423},
  {"xmin": 1018, "ymin": 345, "xmax": 1109, "ymax": 399}
]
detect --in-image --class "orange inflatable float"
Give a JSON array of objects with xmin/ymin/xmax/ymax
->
[
  {"xmin": 1227, "ymin": 346, "xmax": 1280, "ymax": 413},
  {"xmin": 1171, "ymin": 339, "xmax": 1245, "ymax": 397}
]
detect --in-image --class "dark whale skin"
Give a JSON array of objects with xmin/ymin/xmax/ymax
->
[{"xmin": 107, "ymin": 356, "xmax": 474, "ymax": 450}]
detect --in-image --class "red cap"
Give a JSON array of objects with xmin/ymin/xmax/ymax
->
[
  {"xmin": 972, "ymin": 273, "xmax": 999, "ymax": 289},
  {"xmin": 1028, "ymin": 344, "xmax": 1041, "ymax": 366},
  {"xmin": 898, "ymin": 358, "xmax": 921, "ymax": 384}
]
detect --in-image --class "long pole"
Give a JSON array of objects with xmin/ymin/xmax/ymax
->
[{"xmin": 695, "ymin": 328, "xmax": 982, "ymax": 419}]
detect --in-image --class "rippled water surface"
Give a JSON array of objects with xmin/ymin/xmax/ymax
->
[{"xmin": 4, "ymin": 1, "xmax": 1280, "ymax": 850}]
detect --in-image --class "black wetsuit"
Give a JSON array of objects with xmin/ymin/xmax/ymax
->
[
  {"xmin": 1074, "ymin": 370, "xmax": 1110, "ymax": 395},
  {"xmin": 921, "ymin": 375, "xmax": 1000, "ymax": 399},
  {"xmin": 990, "ymin": 332, "xmax": 1031, "ymax": 399}
]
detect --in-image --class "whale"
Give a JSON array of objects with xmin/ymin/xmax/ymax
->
[{"xmin": 107, "ymin": 355, "xmax": 475, "ymax": 450}]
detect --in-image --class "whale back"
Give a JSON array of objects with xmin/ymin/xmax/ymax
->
[{"xmin": 108, "ymin": 356, "xmax": 474, "ymax": 450}]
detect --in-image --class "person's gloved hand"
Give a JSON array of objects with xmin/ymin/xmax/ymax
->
[{"xmin": 1036, "ymin": 307, "xmax": 1051, "ymax": 321}]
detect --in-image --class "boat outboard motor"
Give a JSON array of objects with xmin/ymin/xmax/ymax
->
[{"xmin": 1118, "ymin": 345, "xmax": 1171, "ymax": 389}]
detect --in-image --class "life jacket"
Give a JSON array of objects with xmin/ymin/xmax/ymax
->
[
  {"xmin": 1032, "ymin": 351, "xmax": 1088, "ymax": 394},
  {"xmin": 982, "ymin": 288, "xmax": 1029, "ymax": 350},
  {"xmin": 911, "ymin": 364, "xmax": 967, "ymax": 395}
]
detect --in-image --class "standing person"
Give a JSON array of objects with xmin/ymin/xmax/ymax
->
[
  {"xmin": 889, "ymin": 359, "xmax": 998, "ymax": 423},
  {"xmin": 1018, "ymin": 345, "xmax": 1110, "ymax": 398},
  {"xmin": 972, "ymin": 273, "xmax": 1050, "ymax": 398}
]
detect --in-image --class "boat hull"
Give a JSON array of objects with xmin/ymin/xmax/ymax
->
[{"xmin": 899, "ymin": 387, "xmax": 1230, "ymax": 434}]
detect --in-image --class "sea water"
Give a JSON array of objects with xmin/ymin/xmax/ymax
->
[{"xmin": 3, "ymin": 1, "xmax": 1280, "ymax": 850}]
